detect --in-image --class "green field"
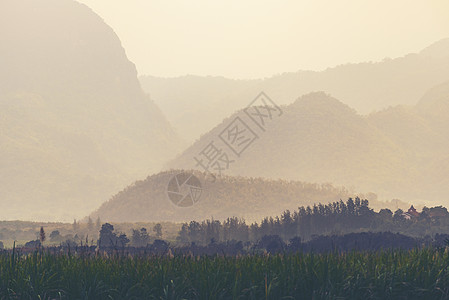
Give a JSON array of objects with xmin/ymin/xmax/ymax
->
[{"xmin": 1, "ymin": 248, "xmax": 449, "ymax": 299}]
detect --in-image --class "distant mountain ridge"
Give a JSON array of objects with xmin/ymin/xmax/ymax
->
[
  {"xmin": 167, "ymin": 86, "xmax": 449, "ymax": 206},
  {"xmin": 140, "ymin": 38, "xmax": 449, "ymax": 142},
  {"xmin": 0, "ymin": 0, "xmax": 181, "ymax": 221}
]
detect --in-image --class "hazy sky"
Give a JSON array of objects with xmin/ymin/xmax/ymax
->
[{"xmin": 77, "ymin": 0, "xmax": 449, "ymax": 79}]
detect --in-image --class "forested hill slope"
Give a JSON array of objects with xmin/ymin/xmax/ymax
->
[
  {"xmin": 0, "ymin": 0, "xmax": 180, "ymax": 221},
  {"xmin": 89, "ymin": 170, "xmax": 378, "ymax": 223}
]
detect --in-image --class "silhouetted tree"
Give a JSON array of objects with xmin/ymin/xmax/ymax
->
[
  {"xmin": 72, "ymin": 219, "xmax": 78, "ymax": 232},
  {"xmin": 347, "ymin": 198, "xmax": 355, "ymax": 215},
  {"xmin": 131, "ymin": 228, "xmax": 150, "ymax": 247},
  {"xmin": 39, "ymin": 227, "xmax": 45, "ymax": 244},
  {"xmin": 87, "ymin": 217, "xmax": 94, "ymax": 231},
  {"xmin": 188, "ymin": 221, "xmax": 202, "ymax": 244},
  {"xmin": 153, "ymin": 223, "xmax": 163, "ymax": 239},
  {"xmin": 379, "ymin": 208, "xmax": 393, "ymax": 220},
  {"xmin": 177, "ymin": 223, "xmax": 189, "ymax": 244},
  {"xmin": 150, "ymin": 239, "xmax": 169, "ymax": 254},
  {"xmin": 98, "ymin": 223, "xmax": 115, "ymax": 248},
  {"xmin": 393, "ymin": 209, "xmax": 405, "ymax": 223},
  {"xmin": 257, "ymin": 235, "xmax": 285, "ymax": 253},
  {"xmin": 49, "ymin": 230, "xmax": 61, "ymax": 242},
  {"xmin": 117, "ymin": 233, "xmax": 130, "ymax": 248},
  {"xmin": 289, "ymin": 236, "xmax": 302, "ymax": 251},
  {"xmin": 25, "ymin": 240, "xmax": 41, "ymax": 249}
]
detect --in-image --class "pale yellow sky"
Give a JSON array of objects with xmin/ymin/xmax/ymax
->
[{"xmin": 77, "ymin": 0, "xmax": 449, "ymax": 79}]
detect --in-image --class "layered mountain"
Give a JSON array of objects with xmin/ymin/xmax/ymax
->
[
  {"xmin": 367, "ymin": 80, "xmax": 449, "ymax": 201},
  {"xmin": 90, "ymin": 170, "xmax": 381, "ymax": 223},
  {"xmin": 0, "ymin": 0, "xmax": 180, "ymax": 221},
  {"xmin": 167, "ymin": 89, "xmax": 449, "ymax": 205},
  {"xmin": 140, "ymin": 39, "xmax": 449, "ymax": 142}
]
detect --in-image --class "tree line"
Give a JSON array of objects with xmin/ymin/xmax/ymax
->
[
  {"xmin": 175, "ymin": 197, "xmax": 449, "ymax": 245},
  {"xmin": 10, "ymin": 197, "xmax": 449, "ymax": 254}
]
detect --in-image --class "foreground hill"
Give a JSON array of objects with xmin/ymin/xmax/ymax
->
[
  {"xmin": 140, "ymin": 39, "xmax": 449, "ymax": 141},
  {"xmin": 89, "ymin": 170, "xmax": 379, "ymax": 223},
  {"xmin": 167, "ymin": 90, "xmax": 449, "ymax": 205},
  {"xmin": 0, "ymin": 0, "xmax": 180, "ymax": 221}
]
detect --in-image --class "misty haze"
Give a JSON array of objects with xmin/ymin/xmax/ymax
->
[{"xmin": 1, "ymin": 0, "xmax": 449, "ymax": 298}]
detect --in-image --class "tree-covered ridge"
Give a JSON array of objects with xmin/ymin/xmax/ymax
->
[{"xmin": 89, "ymin": 170, "xmax": 379, "ymax": 223}]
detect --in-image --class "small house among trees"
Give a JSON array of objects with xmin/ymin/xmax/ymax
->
[
  {"xmin": 403, "ymin": 205, "xmax": 420, "ymax": 220},
  {"xmin": 401, "ymin": 205, "xmax": 449, "ymax": 220}
]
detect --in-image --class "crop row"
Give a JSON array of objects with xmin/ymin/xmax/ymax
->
[{"xmin": 1, "ymin": 248, "xmax": 449, "ymax": 299}]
